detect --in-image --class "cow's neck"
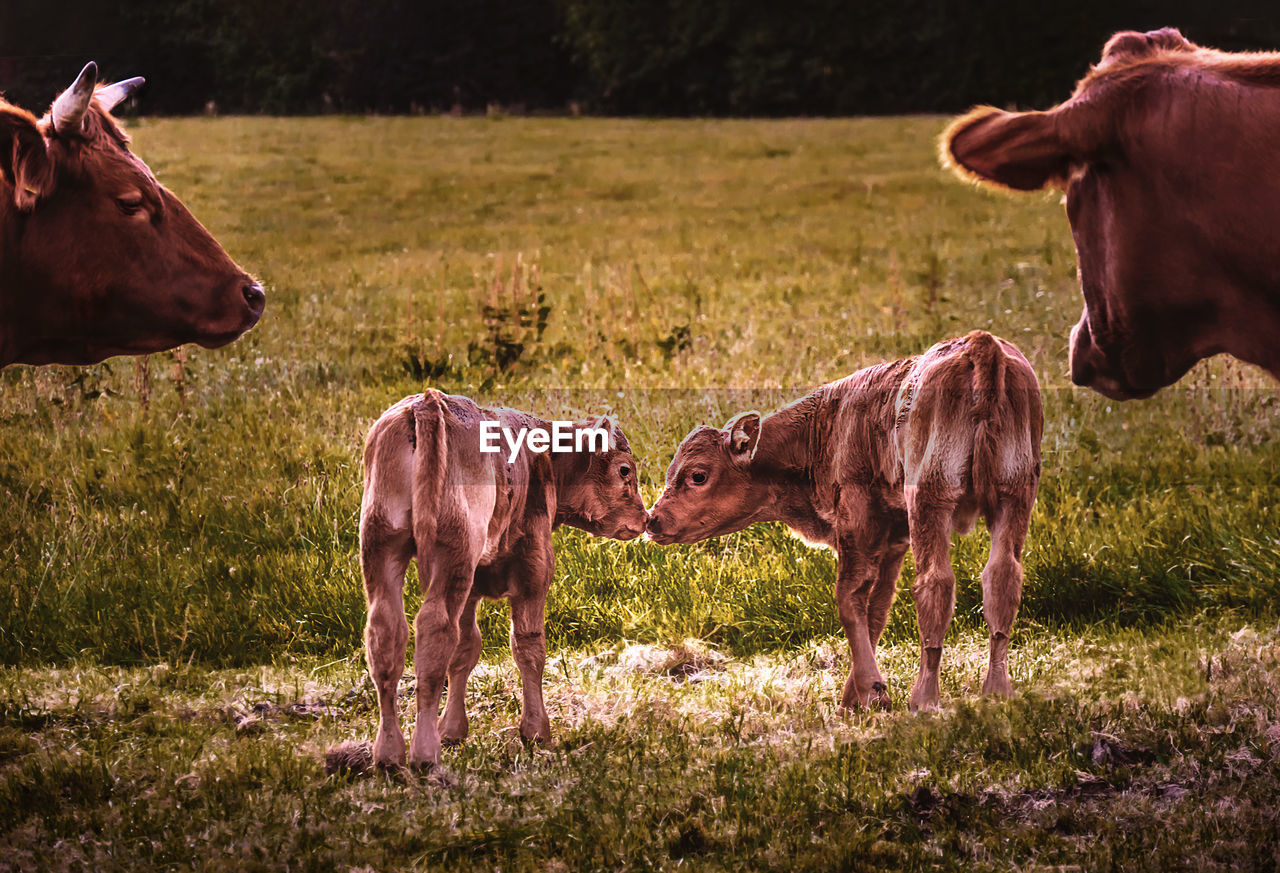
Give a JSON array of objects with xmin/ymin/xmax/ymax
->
[{"xmin": 0, "ymin": 202, "xmax": 67, "ymax": 367}]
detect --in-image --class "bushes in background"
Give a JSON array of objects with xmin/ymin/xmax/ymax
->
[{"xmin": 3, "ymin": 0, "xmax": 1278, "ymax": 115}]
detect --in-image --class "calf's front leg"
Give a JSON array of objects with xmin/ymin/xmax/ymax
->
[
  {"xmin": 835, "ymin": 547, "xmax": 891, "ymax": 712},
  {"xmin": 866, "ymin": 538, "xmax": 909, "ymax": 650}
]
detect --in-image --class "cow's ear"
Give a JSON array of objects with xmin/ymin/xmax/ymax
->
[
  {"xmin": 0, "ymin": 108, "xmax": 53, "ymax": 211},
  {"xmin": 724, "ymin": 412, "xmax": 761, "ymax": 462},
  {"xmin": 942, "ymin": 106, "xmax": 1072, "ymax": 192},
  {"xmin": 1100, "ymin": 27, "xmax": 1194, "ymax": 66}
]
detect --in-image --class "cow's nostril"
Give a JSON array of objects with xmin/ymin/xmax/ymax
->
[
  {"xmin": 646, "ymin": 515, "xmax": 663, "ymax": 534},
  {"xmin": 242, "ymin": 282, "xmax": 266, "ymax": 316}
]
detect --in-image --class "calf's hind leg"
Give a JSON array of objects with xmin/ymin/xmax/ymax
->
[
  {"xmin": 361, "ymin": 524, "xmax": 413, "ymax": 769},
  {"xmin": 438, "ymin": 594, "xmax": 483, "ymax": 744},
  {"xmin": 907, "ymin": 497, "xmax": 957, "ymax": 712},
  {"xmin": 980, "ymin": 497, "xmax": 1030, "ymax": 698},
  {"xmin": 409, "ymin": 553, "xmax": 476, "ymax": 769}
]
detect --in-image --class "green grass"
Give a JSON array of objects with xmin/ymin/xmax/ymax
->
[
  {"xmin": 1, "ymin": 115, "xmax": 1278, "ymax": 869},
  {"xmin": 3, "ymin": 616, "xmax": 1279, "ymax": 871}
]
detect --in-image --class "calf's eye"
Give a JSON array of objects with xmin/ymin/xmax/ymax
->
[
  {"xmin": 618, "ymin": 465, "xmax": 631, "ymax": 480},
  {"xmin": 116, "ymin": 196, "xmax": 145, "ymax": 216},
  {"xmin": 690, "ymin": 471, "xmax": 708, "ymax": 485}
]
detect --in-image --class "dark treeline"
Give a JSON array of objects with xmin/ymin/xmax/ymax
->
[{"xmin": 1, "ymin": 1, "xmax": 1276, "ymax": 116}]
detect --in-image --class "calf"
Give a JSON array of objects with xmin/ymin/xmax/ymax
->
[
  {"xmin": 360, "ymin": 389, "xmax": 647, "ymax": 769},
  {"xmin": 647, "ymin": 332, "xmax": 1042, "ymax": 711}
]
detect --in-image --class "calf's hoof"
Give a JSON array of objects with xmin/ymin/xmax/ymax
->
[
  {"xmin": 438, "ymin": 720, "xmax": 469, "ymax": 746},
  {"xmin": 981, "ymin": 674, "xmax": 1014, "ymax": 698},
  {"xmin": 438, "ymin": 711, "xmax": 470, "ymax": 744},
  {"xmin": 413, "ymin": 763, "xmax": 457, "ymax": 789},
  {"xmin": 371, "ymin": 735, "xmax": 406, "ymax": 770},
  {"xmin": 519, "ymin": 729, "xmax": 552, "ymax": 747},
  {"xmin": 869, "ymin": 682, "xmax": 893, "ymax": 711},
  {"xmin": 408, "ymin": 735, "xmax": 443, "ymax": 771},
  {"xmin": 519, "ymin": 716, "xmax": 552, "ymax": 746},
  {"xmin": 836, "ymin": 683, "xmax": 892, "ymax": 716},
  {"xmin": 908, "ymin": 684, "xmax": 941, "ymax": 713}
]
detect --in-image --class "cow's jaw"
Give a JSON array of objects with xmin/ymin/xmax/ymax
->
[{"xmin": 1069, "ymin": 311, "xmax": 1164, "ymax": 400}]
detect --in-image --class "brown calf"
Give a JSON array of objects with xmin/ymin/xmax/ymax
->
[
  {"xmin": 648, "ymin": 332, "xmax": 1042, "ymax": 711},
  {"xmin": 360, "ymin": 390, "xmax": 647, "ymax": 769}
]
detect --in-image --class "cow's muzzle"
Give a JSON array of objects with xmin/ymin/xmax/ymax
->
[
  {"xmin": 1069, "ymin": 313, "xmax": 1157, "ymax": 401},
  {"xmin": 194, "ymin": 279, "xmax": 267, "ymax": 349},
  {"xmin": 242, "ymin": 282, "xmax": 266, "ymax": 320}
]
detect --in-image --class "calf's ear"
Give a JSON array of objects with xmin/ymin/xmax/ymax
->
[
  {"xmin": 724, "ymin": 412, "xmax": 761, "ymax": 462},
  {"xmin": 0, "ymin": 108, "xmax": 53, "ymax": 211},
  {"xmin": 589, "ymin": 414, "xmax": 622, "ymax": 451},
  {"xmin": 942, "ymin": 106, "xmax": 1072, "ymax": 192}
]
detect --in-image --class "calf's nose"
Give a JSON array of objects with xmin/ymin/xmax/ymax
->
[
  {"xmin": 242, "ymin": 282, "xmax": 267, "ymax": 317},
  {"xmin": 645, "ymin": 514, "xmax": 664, "ymax": 535},
  {"xmin": 617, "ymin": 521, "xmax": 646, "ymax": 540}
]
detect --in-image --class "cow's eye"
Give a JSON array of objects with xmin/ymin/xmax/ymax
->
[
  {"xmin": 690, "ymin": 471, "xmax": 708, "ymax": 486},
  {"xmin": 116, "ymin": 196, "xmax": 145, "ymax": 216},
  {"xmin": 618, "ymin": 464, "xmax": 631, "ymax": 480}
]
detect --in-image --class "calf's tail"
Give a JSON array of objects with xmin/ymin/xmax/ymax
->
[
  {"xmin": 411, "ymin": 389, "xmax": 450, "ymax": 549},
  {"xmin": 966, "ymin": 330, "xmax": 1007, "ymax": 517}
]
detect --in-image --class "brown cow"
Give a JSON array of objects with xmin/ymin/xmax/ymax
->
[
  {"xmin": 647, "ymin": 332, "xmax": 1042, "ymax": 711},
  {"xmin": 360, "ymin": 390, "xmax": 647, "ymax": 769},
  {"xmin": 943, "ymin": 28, "xmax": 1280, "ymax": 399},
  {"xmin": 0, "ymin": 62, "xmax": 264, "ymax": 367}
]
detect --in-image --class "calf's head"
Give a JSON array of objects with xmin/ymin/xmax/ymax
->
[
  {"xmin": 0, "ymin": 63, "xmax": 264, "ymax": 366},
  {"xmin": 555, "ymin": 417, "xmax": 648, "ymax": 541},
  {"xmin": 647, "ymin": 412, "xmax": 765, "ymax": 545},
  {"xmin": 943, "ymin": 27, "xmax": 1274, "ymax": 399}
]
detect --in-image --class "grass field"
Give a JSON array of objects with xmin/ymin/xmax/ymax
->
[{"xmin": 2, "ymin": 115, "xmax": 1279, "ymax": 870}]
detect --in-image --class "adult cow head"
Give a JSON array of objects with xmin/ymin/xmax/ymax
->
[
  {"xmin": 0, "ymin": 62, "xmax": 264, "ymax": 367},
  {"xmin": 943, "ymin": 28, "xmax": 1280, "ymax": 399}
]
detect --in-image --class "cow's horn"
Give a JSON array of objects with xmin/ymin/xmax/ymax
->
[
  {"xmin": 51, "ymin": 62, "xmax": 99, "ymax": 136},
  {"xmin": 97, "ymin": 77, "xmax": 146, "ymax": 113}
]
